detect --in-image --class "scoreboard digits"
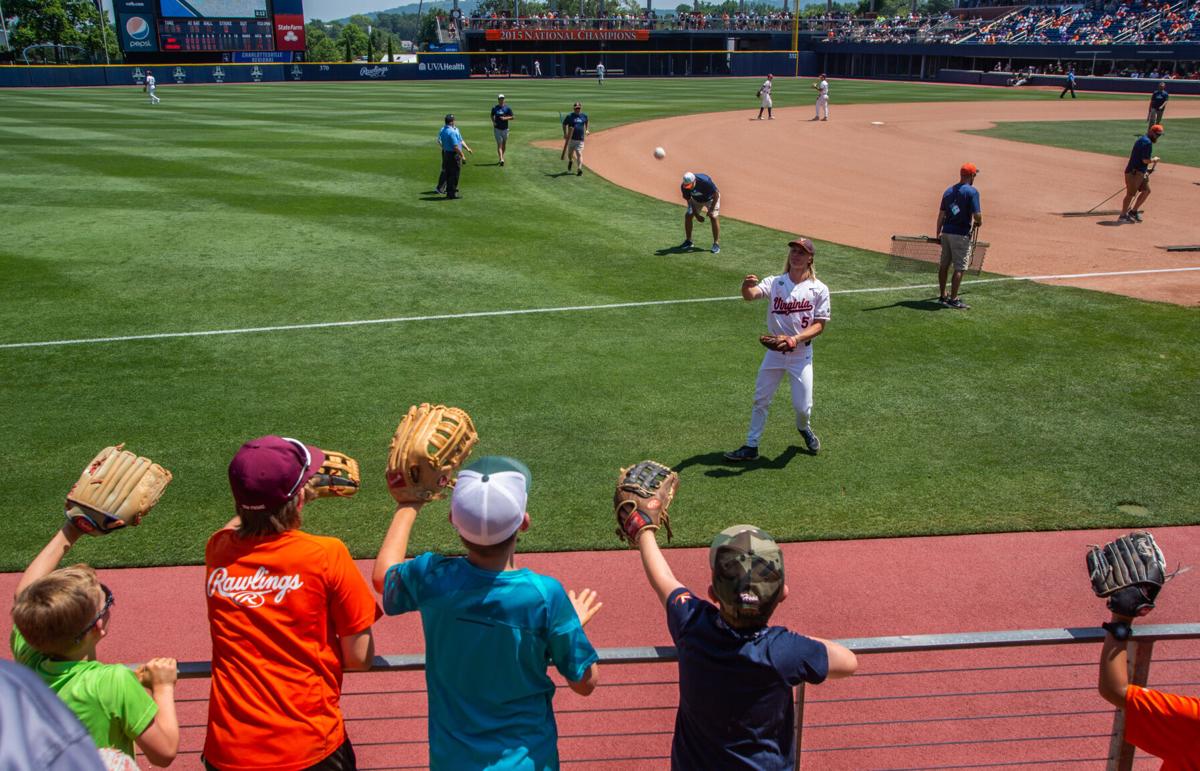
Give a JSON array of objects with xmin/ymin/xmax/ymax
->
[{"xmin": 159, "ymin": 18, "xmax": 274, "ymax": 51}]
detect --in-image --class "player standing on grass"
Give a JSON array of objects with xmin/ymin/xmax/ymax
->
[
  {"xmin": 936, "ymin": 163, "xmax": 982, "ymax": 310},
  {"xmin": 756, "ymin": 74, "xmax": 774, "ymax": 120},
  {"xmin": 562, "ymin": 102, "xmax": 589, "ymax": 176},
  {"xmin": 1119, "ymin": 124, "xmax": 1162, "ymax": 223},
  {"xmin": 491, "ymin": 94, "xmax": 513, "ymax": 167},
  {"xmin": 596, "ymin": 61, "xmax": 606, "ymax": 85},
  {"xmin": 1148, "ymin": 82, "xmax": 1169, "ymax": 131},
  {"xmin": 725, "ymin": 237, "xmax": 829, "ymax": 461},
  {"xmin": 678, "ymin": 172, "xmax": 721, "ymax": 254},
  {"xmin": 144, "ymin": 70, "xmax": 160, "ymax": 105}
]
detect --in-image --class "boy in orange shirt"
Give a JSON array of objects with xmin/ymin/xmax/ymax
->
[{"xmin": 203, "ymin": 436, "xmax": 381, "ymax": 771}]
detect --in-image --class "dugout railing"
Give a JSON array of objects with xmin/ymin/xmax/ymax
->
[{"xmin": 167, "ymin": 624, "xmax": 1200, "ymax": 770}]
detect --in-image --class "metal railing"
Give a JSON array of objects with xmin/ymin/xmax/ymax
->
[{"xmin": 171, "ymin": 624, "xmax": 1200, "ymax": 770}]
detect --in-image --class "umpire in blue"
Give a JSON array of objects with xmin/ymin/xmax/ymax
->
[{"xmin": 436, "ymin": 114, "xmax": 472, "ymax": 200}]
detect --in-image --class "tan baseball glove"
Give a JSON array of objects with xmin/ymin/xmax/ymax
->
[
  {"xmin": 614, "ymin": 460, "xmax": 678, "ymax": 546},
  {"xmin": 306, "ymin": 451, "xmax": 361, "ymax": 499},
  {"xmin": 65, "ymin": 445, "xmax": 172, "ymax": 535},
  {"xmin": 386, "ymin": 404, "xmax": 478, "ymax": 503}
]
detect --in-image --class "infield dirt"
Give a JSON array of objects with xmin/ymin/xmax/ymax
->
[{"xmin": 583, "ymin": 99, "xmax": 1200, "ymax": 305}]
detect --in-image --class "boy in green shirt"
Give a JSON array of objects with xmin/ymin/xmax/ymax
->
[{"xmin": 10, "ymin": 521, "xmax": 179, "ymax": 765}]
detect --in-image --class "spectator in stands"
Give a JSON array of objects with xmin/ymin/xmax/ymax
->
[
  {"xmin": 203, "ymin": 435, "xmax": 380, "ymax": 771},
  {"xmin": 631, "ymin": 522, "xmax": 857, "ymax": 768},
  {"xmin": 373, "ymin": 455, "xmax": 602, "ymax": 770},
  {"xmin": 10, "ymin": 523, "xmax": 179, "ymax": 766},
  {"xmin": 1119, "ymin": 124, "xmax": 1163, "ymax": 223},
  {"xmin": 1097, "ymin": 602, "xmax": 1200, "ymax": 760}
]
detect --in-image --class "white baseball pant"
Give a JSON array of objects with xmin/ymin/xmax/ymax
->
[
  {"xmin": 745, "ymin": 350, "xmax": 814, "ymax": 447},
  {"xmin": 815, "ymin": 95, "xmax": 828, "ymax": 119}
]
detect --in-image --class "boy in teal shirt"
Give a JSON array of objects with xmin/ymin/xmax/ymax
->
[{"xmin": 373, "ymin": 456, "xmax": 602, "ymax": 770}]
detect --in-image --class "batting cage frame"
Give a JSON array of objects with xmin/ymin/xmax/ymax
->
[{"xmin": 888, "ymin": 234, "xmax": 989, "ymax": 275}]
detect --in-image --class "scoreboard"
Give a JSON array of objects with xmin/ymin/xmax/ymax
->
[
  {"xmin": 159, "ymin": 19, "xmax": 275, "ymax": 51},
  {"xmin": 117, "ymin": 0, "xmax": 306, "ymax": 55}
]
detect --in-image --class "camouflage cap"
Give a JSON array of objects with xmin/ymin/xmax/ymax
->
[{"xmin": 709, "ymin": 524, "xmax": 785, "ymax": 626}]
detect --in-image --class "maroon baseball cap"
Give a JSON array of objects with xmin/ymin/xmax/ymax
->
[
  {"xmin": 788, "ymin": 237, "xmax": 815, "ymax": 254},
  {"xmin": 228, "ymin": 436, "xmax": 325, "ymax": 512}
]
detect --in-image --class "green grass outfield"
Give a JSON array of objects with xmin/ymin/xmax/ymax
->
[{"xmin": 1, "ymin": 78, "xmax": 1196, "ymax": 570}]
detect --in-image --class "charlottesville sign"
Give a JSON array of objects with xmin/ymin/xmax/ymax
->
[{"xmin": 484, "ymin": 29, "xmax": 650, "ymax": 41}]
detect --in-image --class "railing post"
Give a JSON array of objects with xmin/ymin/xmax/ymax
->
[
  {"xmin": 1105, "ymin": 639, "xmax": 1155, "ymax": 771},
  {"xmin": 793, "ymin": 681, "xmax": 806, "ymax": 770}
]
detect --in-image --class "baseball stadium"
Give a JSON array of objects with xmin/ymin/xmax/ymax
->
[{"xmin": 1, "ymin": 0, "xmax": 1199, "ymax": 767}]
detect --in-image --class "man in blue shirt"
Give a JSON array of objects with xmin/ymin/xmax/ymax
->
[
  {"xmin": 1059, "ymin": 68, "xmax": 1076, "ymax": 99},
  {"xmin": 436, "ymin": 114, "xmax": 473, "ymax": 200},
  {"xmin": 561, "ymin": 102, "xmax": 589, "ymax": 176},
  {"xmin": 936, "ymin": 163, "xmax": 982, "ymax": 310},
  {"xmin": 678, "ymin": 171, "xmax": 722, "ymax": 253},
  {"xmin": 1148, "ymin": 81, "xmax": 1169, "ymax": 130},
  {"xmin": 491, "ymin": 94, "xmax": 514, "ymax": 167},
  {"xmin": 373, "ymin": 456, "xmax": 601, "ymax": 771},
  {"xmin": 1120, "ymin": 124, "xmax": 1163, "ymax": 223}
]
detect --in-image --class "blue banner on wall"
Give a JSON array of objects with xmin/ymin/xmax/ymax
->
[{"xmin": 232, "ymin": 51, "xmax": 296, "ymax": 63}]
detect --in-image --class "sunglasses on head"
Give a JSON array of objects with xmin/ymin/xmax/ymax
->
[
  {"xmin": 281, "ymin": 437, "xmax": 313, "ymax": 500},
  {"xmin": 75, "ymin": 584, "xmax": 114, "ymax": 643}
]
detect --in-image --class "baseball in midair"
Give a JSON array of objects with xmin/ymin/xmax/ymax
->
[{"xmin": 653, "ymin": 147, "xmax": 666, "ymax": 160}]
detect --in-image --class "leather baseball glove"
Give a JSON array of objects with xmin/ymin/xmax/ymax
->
[
  {"xmin": 387, "ymin": 404, "xmax": 478, "ymax": 503},
  {"xmin": 65, "ymin": 445, "xmax": 172, "ymax": 535},
  {"xmin": 614, "ymin": 460, "xmax": 678, "ymax": 546},
  {"xmin": 759, "ymin": 334, "xmax": 797, "ymax": 353},
  {"xmin": 1087, "ymin": 531, "xmax": 1168, "ymax": 617},
  {"xmin": 306, "ymin": 451, "xmax": 361, "ymax": 499}
]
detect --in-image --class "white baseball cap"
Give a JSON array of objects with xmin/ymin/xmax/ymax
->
[
  {"xmin": 497, "ymin": 93, "xmax": 505, "ymax": 99},
  {"xmin": 450, "ymin": 456, "xmax": 530, "ymax": 545},
  {"xmin": 682, "ymin": 171, "xmax": 696, "ymax": 188}
]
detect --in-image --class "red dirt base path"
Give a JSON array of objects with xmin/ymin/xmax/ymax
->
[
  {"xmin": 3, "ymin": 525, "xmax": 1198, "ymax": 769},
  {"xmin": 584, "ymin": 99, "xmax": 1200, "ymax": 306}
]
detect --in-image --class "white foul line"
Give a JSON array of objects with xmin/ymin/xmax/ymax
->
[{"xmin": 2, "ymin": 266, "xmax": 1197, "ymax": 351}]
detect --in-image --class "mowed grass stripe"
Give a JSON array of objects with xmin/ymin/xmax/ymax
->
[{"xmin": 0, "ymin": 80, "xmax": 1195, "ymax": 569}]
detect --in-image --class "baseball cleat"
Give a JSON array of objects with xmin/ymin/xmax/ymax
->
[
  {"xmin": 723, "ymin": 445, "xmax": 759, "ymax": 462},
  {"xmin": 799, "ymin": 428, "xmax": 821, "ymax": 454},
  {"xmin": 946, "ymin": 297, "xmax": 970, "ymax": 310},
  {"xmin": 678, "ymin": 240, "xmax": 694, "ymax": 250},
  {"xmin": 711, "ymin": 243, "xmax": 721, "ymax": 254}
]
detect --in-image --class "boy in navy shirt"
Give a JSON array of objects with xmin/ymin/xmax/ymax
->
[
  {"xmin": 936, "ymin": 162, "xmax": 983, "ymax": 309},
  {"xmin": 1120, "ymin": 124, "xmax": 1163, "ymax": 223},
  {"xmin": 633, "ymin": 521, "xmax": 857, "ymax": 770}
]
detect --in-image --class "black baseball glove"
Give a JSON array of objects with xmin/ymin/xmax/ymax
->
[{"xmin": 1086, "ymin": 531, "xmax": 1167, "ymax": 617}]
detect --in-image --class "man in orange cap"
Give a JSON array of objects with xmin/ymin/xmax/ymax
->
[
  {"xmin": 935, "ymin": 163, "xmax": 982, "ymax": 310},
  {"xmin": 1119, "ymin": 124, "xmax": 1163, "ymax": 223}
]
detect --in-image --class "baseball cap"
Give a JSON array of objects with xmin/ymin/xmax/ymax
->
[
  {"xmin": 767, "ymin": 73, "xmax": 774, "ymax": 79},
  {"xmin": 1149, "ymin": 124, "xmax": 1164, "ymax": 135},
  {"xmin": 445, "ymin": 113, "xmax": 455, "ymax": 124},
  {"xmin": 788, "ymin": 236, "xmax": 815, "ymax": 254},
  {"xmin": 961, "ymin": 162, "xmax": 979, "ymax": 175},
  {"xmin": 682, "ymin": 171, "xmax": 696, "ymax": 189},
  {"xmin": 709, "ymin": 525, "xmax": 785, "ymax": 626},
  {"xmin": 450, "ymin": 456, "xmax": 530, "ymax": 546},
  {"xmin": 497, "ymin": 93, "xmax": 505, "ymax": 99},
  {"xmin": 229, "ymin": 436, "xmax": 325, "ymax": 513}
]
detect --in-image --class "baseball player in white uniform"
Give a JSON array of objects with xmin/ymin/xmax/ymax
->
[
  {"xmin": 596, "ymin": 61, "xmax": 605, "ymax": 85},
  {"xmin": 756, "ymin": 74, "xmax": 774, "ymax": 120},
  {"xmin": 144, "ymin": 71, "xmax": 160, "ymax": 105},
  {"xmin": 811, "ymin": 74, "xmax": 828, "ymax": 121},
  {"xmin": 725, "ymin": 237, "xmax": 830, "ymax": 461}
]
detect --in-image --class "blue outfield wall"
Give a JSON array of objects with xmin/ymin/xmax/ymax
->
[{"xmin": 0, "ymin": 59, "xmax": 471, "ymax": 88}]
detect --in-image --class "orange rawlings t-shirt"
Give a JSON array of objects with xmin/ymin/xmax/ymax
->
[
  {"xmin": 203, "ymin": 528, "xmax": 381, "ymax": 771},
  {"xmin": 1124, "ymin": 684, "xmax": 1200, "ymax": 771}
]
